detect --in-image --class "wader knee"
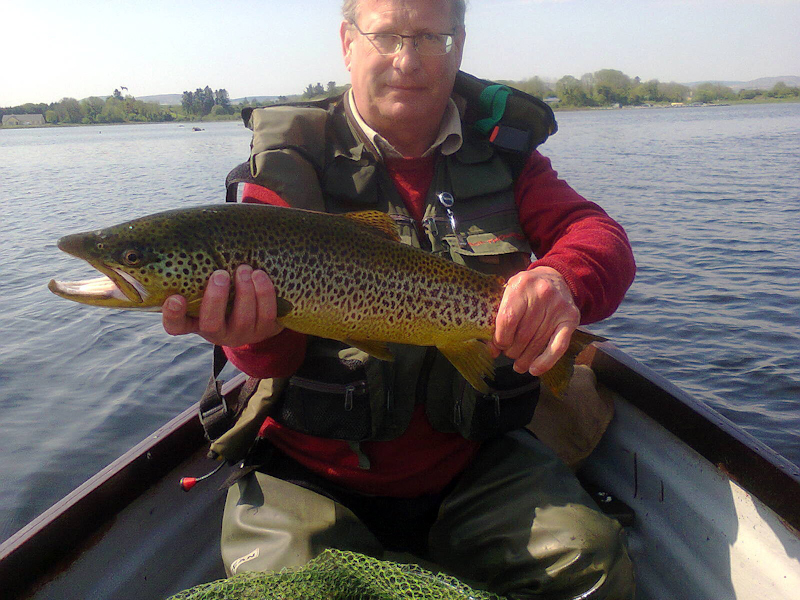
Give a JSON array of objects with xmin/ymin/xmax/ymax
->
[
  {"xmin": 428, "ymin": 431, "xmax": 634, "ymax": 599},
  {"xmin": 220, "ymin": 471, "xmax": 382, "ymax": 576},
  {"xmin": 503, "ymin": 503, "xmax": 634, "ymax": 600}
]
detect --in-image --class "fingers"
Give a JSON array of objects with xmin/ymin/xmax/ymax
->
[
  {"xmin": 528, "ymin": 322, "xmax": 574, "ymax": 375},
  {"xmin": 224, "ymin": 266, "xmax": 284, "ymax": 344},
  {"xmin": 197, "ymin": 270, "xmax": 234, "ymax": 338},
  {"xmin": 517, "ymin": 320, "xmax": 575, "ymax": 376},
  {"xmin": 227, "ymin": 266, "xmax": 257, "ymax": 335},
  {"xmin": 252, "ymin": 269, "xmax": 280, "ymax": 323},
  {"xmin": 492, "ymin": 267, "xmax": 580, "ymax": 376},
  {"xmin": 162, "ymin": 294, "xmax": 197, "ymax": 336},
  {"xmin": 162, "ymin": 266, "xmax": 283, "ymax": 347}
]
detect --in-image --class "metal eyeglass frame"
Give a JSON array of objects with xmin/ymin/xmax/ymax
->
[{"xmin": 349, "ymin": 21, "xmax": 455, "ymax": 56}]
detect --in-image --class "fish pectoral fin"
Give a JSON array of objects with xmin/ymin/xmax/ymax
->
[
  {"xmin": 345, "ymin": 339, "xmax": 394, "ymax": 361},
  {"xmin": 343, "ymin": 211, "xmax": 401, "ymax": 242},
  {"xmin": 539, "ymin": 329, "xmax": 606, "ymax": 399},
  {"xmin": 275, "ymin": 297, "xmax": 294, "ymax": 318},
  {"xmin": 438, "ymin": 339, "xmax": 495, "ymax": 395},
  {"xmin": 186, "ymin": 296, "xmax": 204, "ymax": 318}
]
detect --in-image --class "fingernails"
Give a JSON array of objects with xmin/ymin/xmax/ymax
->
[
  {"xmin": 529, "ymin": 362, "xmax": 545, "ymax": 377},
  {"xmin": 237, "ymin": 265, "xmax": 252, "ymax": 283},
  {"xmin": 164, "ymin": 297, "xmax": 182, "ymax": 312},
  {"xmin": 212, "ymin": 271, "xmax": 229, "ymax": 286}
]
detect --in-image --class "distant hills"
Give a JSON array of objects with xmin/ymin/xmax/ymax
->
[
  {"xmin": 136, "ymin": 93, "xmax": 281, "ymax": 106},
  {"xmin": 684, "ymin": 76, "xmax": 800, "ymax": 91}
]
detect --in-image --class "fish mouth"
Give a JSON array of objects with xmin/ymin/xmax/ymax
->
[{"xmin": 48, "ymin": 262, "xmax": 148, "ymax": 307}]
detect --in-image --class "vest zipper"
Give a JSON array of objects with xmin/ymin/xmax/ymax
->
[
  {"xmin": 289, "ymin": 376, "xmax": 366, "ymax": 412},
  {"xmin": 489, "ymin": 380, "xmax": 540, "ymax": 400}
]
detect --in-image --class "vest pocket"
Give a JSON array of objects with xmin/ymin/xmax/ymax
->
[
  {"xmin": 451, "ymin": 363, "xmax": 540, "ymax": 441},
  {"xmin": 279, "ymin": 375, "xmax": 371, "ymax": 441}
]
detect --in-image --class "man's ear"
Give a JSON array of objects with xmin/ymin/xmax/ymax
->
[{"xmin": 341, "ymin": 21, "xmax": 354, "ymax": 71}]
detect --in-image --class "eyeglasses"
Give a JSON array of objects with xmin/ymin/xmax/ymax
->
[{"xmin": 350, "ymin": 21, "xmax": 455, "ymax": 56}]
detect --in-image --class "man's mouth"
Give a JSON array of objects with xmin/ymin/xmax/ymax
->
[{"xmin": 387, "ymin": 85, "xmax": 426, "ymax": 94}]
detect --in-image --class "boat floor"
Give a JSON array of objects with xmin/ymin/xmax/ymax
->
[
  {"xmin": 24, "ymin": 393, "xmax": 800, "ymax": 600},
  {"xmin": 27, "ymin": 447, "xmax": 226, "ymax": 600}
]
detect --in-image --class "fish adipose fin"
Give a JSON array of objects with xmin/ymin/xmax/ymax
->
[
  {"xmin": 343, "ymin": 211, "xmax": 401, "ymax": 242},
  {"xmin": 438, "ymin": 339, "xmax": 495, "ymax": 394},
  {"xmin": 539, "ymin": 330, "xmax": 606, "ymax": 398},
  {"xmin": 345, "ymin": 339, "xmax": 395, "ymax": 362}
]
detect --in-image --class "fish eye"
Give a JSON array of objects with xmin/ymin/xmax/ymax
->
[
  {"xmin": 96, "ymin": 242, "xmax": 105, "ymax": 250},
  {"xmin": 122, "ymin": 249, "xmax": 141, "ymax": 266}
]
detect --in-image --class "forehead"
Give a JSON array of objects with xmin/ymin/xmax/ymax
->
[{"xmin": 357, "ymin": 0, "xmax": 454, "ymax": 31}]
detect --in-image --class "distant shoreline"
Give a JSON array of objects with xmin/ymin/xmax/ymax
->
[{"xmin": 2, "ymin": 96, "xmax": 797, "ymax": 129}]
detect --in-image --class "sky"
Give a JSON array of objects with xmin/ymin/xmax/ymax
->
[{"xmin": 1, "ymin": 0, "xmax": 799, "ymax": 107}]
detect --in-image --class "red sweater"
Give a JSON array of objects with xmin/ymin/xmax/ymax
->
[{"xmin": 226, "ymin": 151, "xmax": 635, "ymax": 497}]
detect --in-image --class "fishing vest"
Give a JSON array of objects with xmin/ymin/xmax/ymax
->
[{"xmin": 215, "ymin": 72, "xmax": 558, "ymax": 452}]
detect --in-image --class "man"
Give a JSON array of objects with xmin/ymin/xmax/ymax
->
[{"xmin": 164, "ymin": 1, "xmax": 636, "ymax": 598}]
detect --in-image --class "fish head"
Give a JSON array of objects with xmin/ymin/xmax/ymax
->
[{"xmin": 48, "ymin": 212, "xmax": 217, "ymax": 313}]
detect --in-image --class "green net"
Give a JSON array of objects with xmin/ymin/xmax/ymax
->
[{"xmin": 167, "ymin": 549, "xmax": 504, "ymax": 600}]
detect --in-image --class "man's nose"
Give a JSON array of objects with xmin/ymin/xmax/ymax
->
[{"xmin": 392, "ymin": 40, "xmax": 422, "ymax": 73}]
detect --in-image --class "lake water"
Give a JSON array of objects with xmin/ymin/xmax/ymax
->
[{"xmin": 1, "ymin": 104, "xmax": 798, "ymax": 543}]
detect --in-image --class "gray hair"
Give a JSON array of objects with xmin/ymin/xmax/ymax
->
[{"xmin": 342, "ymin": 0, "xmax": 466, "ymax": 31}]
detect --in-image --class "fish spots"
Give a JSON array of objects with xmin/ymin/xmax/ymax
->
[{"xmin": 70, "ymin": 203, "xmax": 502, "ymax": 337}]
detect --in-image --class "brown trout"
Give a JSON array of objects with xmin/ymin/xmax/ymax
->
[{"xmin": 48, "ymin": 204, "xmax": 602, "ymax": 395}]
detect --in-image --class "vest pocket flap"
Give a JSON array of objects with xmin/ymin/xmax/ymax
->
[
  {"xmin": 250, "ymin": 150, "xmax": 324, "ymax": 210},
  {"xmin": 447, "ymin": 230, "xmax": 532, "ymax": 256},
  {"xmin": 449, "ymin": 152, "xmax": 514, "ymax": 200},
  {"xmin": 248, "ymin": 106, "xmax": 328, "ymax": 168},
  {"xmin": 444, "ymin": 231, "xmax": 532, "ymax": 278}
]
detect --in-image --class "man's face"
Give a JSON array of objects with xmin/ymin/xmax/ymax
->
[{"xmin": 341, "ymin": 0, "xmax": 464, "ymax": 151}]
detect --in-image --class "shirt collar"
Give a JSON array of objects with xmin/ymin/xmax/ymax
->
[{"xmin": 346, "ymin": 88, "xmax": 462, "ymax": 160}]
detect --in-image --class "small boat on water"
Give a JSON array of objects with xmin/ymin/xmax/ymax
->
[{"xmin": 2, "ymin": 340, "xmax": 799, "ymax": 599}]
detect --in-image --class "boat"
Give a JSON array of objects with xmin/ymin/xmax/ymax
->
[{"xmin": 2, "ymin": 339, "xmax": 799, "ymax": 599}]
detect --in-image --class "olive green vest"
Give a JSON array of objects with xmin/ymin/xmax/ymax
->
[{"xmin": 241, "ymin": 95, "xmax": 540, "ymax": 445}]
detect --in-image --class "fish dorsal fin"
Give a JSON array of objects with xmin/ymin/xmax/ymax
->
[{"xmin": 343, "ymin": 211, "xmax": 401, "ymax": 242}]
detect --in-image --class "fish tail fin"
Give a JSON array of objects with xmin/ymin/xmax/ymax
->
[
  {"xmin": 439, "ymin": 339, "xmax": 495, "ymax": 394},
  {"xmin": 539, "ymin": 329, "xmax": 606, "ymax": 398}
]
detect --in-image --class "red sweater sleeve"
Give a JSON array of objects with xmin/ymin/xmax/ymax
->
[
  {"xmin": 515, "ymin": 151, "xmax": 636, "ymax": 324},
  {"xmin": 222, "ymin": 183, "xmax": 308, "ymax": 378}
]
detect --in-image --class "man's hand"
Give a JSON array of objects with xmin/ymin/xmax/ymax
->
[
  {"xmin": 489, "ymin": 266, "xmax": 580, "ymax": 376},
  {"xmin": 162, "ymin": 265, "xmax": 284, "ymax": 347}
]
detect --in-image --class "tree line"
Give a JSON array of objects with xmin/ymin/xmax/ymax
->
[
  {"xmin": 505, "ymin": 69, "xmax": 800, "ymax": 107},
  {"xmin": 3, "ymin": 74, "xmax": 798, "ymax": 127},
  {"xmin": 301, "ymin": 81, "xmax": 350, "ymax": 99},
  {"xmin": 181, "ymin": 86, "xmax": 233, "ymax": 116},
  {"xmin": 0, "ymin": 89, "xmax": 173, "ymax": 125}
]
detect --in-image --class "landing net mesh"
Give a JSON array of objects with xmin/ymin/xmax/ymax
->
[{"xmin": 167, "ymin": 548, "xmax": 504, "ymax": 600}]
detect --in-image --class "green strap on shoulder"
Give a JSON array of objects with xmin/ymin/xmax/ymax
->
[{"xmin": 474, "ymin": 84, "xmax": 512, "ymax": 135}]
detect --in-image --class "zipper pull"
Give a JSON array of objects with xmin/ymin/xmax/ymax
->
[
  {"xmin": 437, "ymin": 192, "xmax": 471, "ymax": 251},
  {"xmin": 423, "ymin": 216, "xmax": 439, "ymax": 237},
  {"xmin": 344, "ymin": 384, "xmax": 355, "ymax": 411}
]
